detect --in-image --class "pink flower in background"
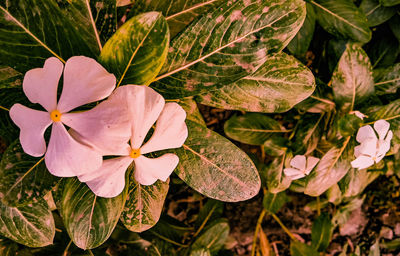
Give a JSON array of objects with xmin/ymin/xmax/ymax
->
[
  {"xmin": 78, "ymin": 85, "xmax": 188, "ymax": 198},
  {"xmin": 284, "ymin": 155, "xmax": 319, "ymax": 180},
  {"xmin": 10, "ymin": 56, "xmax": 130, "ymax": 177},
  {"xmin": 351, "ymin": 120, "xmax": 392, "ymax": 169}
]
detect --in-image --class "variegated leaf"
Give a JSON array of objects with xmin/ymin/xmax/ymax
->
[
  {"xmin": 151, "ymin": 0, "xmax": 306, "ymax": 99},
  {"xmin": 121, "ymin": 179, "xmax": 169, "ymax": 232}
]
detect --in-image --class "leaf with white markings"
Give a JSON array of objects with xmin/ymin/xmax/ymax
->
[
  {"xmin": 331, "ymin": 43, "xmax": 374, "ymax": 110},
  {"xmin": 58, "ymin": 178, "xmax": 127, "ymax": 249},
  {"xmin": 0, "ymin": 0, "xmax": 100, "ymax": 72},
  {"xmin": 339, "ymin": 169, "xmax": 380, "ymax": 198},
  {"xmin": 224, "ymin": 113, "xmax": 288, "ymax": 145},
  {"xmin": 263, "ymin": 154, "xmax": 292, "ymax": 193},
  {"xmin": 178, "ymin": 97, "xmax": 206, "ymax": 126},
  {"xmin": 0, "ymin": 198, "xmax": 54, "ymax": 247},
  {"xmin": 129, "ymin": 0, "xmax": 226, "ymax": 38},
  {"xmin": 196, "ymin": 52, "xmax": 315, "ymax": 113},
  {"xmin": 151, "ymin": 0, "xmax": 306, "ymax": 99},
  {"xmin": 366, "ymin": 99, "xmax": 400, "ymax": 142},
  {"xmin": 99, "ymin": 12, "xmax": 169, "ymax": 86},
  {"xmin": 310, "ymin": 0, "xmax": 371, "ymax": 43},
  {"xmin": 174, "ymin": 120, "xmax": 261, "ymax": 202},
  {"xmin": 0, "ymin": 140, "xmax": 58, "ymax": 207},
  {"xmin": 304, "ymin": 140, "xmax": 352, "ymax": 197},
  {"xmin": 374, "ymin": 63, "xmax": 400, "ymax": 95},
  {"xmin": 121, "ymin": 179, "xmax": 169, "ymax": 232}
]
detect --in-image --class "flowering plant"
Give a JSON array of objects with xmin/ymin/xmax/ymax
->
[{"xmin": 0, "ymin": 0, "xmax": 399, "ymax": 255}]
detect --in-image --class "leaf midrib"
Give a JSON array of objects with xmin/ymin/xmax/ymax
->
[
  {"xmin": 154, "ymin": 5, "xmax": 302, "ymax": 81},
  {"xmin": 166, "ymin": 0, "xmax": 221, "ymax": 20},
  {"xmin": 182, "ymin": 144, "xmax": 250, "ymax": 189},
  {"xmin": 0, "ymin": 5, "xmax": 65, "ymax": 63},
  {"xmin": 309, "ymin": 0, "xmax": 369, "ymax": 35}
]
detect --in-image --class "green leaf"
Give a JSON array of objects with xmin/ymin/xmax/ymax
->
[
  {"xmin": 0, "ymin": 238, "xmax": 18, "ymax": 256},
  {"xmin": 0, "ymin": 66, "xmax": 22, "ymax": 89},
  {"xmin": 196, "ymin": 52, "xmax": 316, "ymax": 113},
  {"xmin": 360, "ymin": 0, "xmax": 397, "ymax": 27},
  {"xmin": 224, "ymin": 113, "xmax": 287, "ymax": 145},
  {"xmin": 311, "ymin": 213, "xmax": 333, "ymax": 252},
  {"xmin": 151, "ymin": 0, "xmax": 306, "ymax": 99},
  {"xmin": 58, "ymin": 178, "xmax": 127, "ymax": 249},
  {"xmin": 263, "ymin": 154, "xmax": 292, "ymax": 193},
  {"xmin": 389, "ymin": 14, "xmax": 400, "ymax": 42},
  {"xmin": 129, "ymin": 0, "xmax": 226, "ymax": 38},
  {"xmin": 191, "ymin": 219, "xmax": 229, "ymax": 254},
  {"xmin": 121, "ymin": 179, "xmax": 169, "ymax": 232},
  {"xmin": 339, "ymin": 169, "xmax": 380, "ymax": 198},
  {"xmin": 366, "ymin": 29, "xmax": 399, "ymax": 68},
  {"xmin": 292, "ymin": 114, "xmax": 323, "ymax": 155},
  {"xmin": 380, "ymin": 0, "xmax": 400, "ymax": 6},
  {"xmin": 337, "ymin": 114, "xmax": 363, "ymax": 137},
  {"xmin": 0, "ymin": 140, "xmax": 58, "ymax": 207},
  {"xmin": 174, "ymin": 120, "xmax": 261, "ymax": 202},
  {"xmin": 194, "ymin": 199, "xmax": 223, "ymax": 229},
  {"xmin": 89, "ymin": 0, "xmax": 118, "ymax": 44},
  {"xmin": 178, "ymin": 98, "xmax": 206, "ymax": 126},
  {"xmin": 374, "ymin": 63, "xmax": 400, "ymax": 95},
  {"xmin": 331, "ymin": 43, "xmax": 374, "ymax": 110},
  {"xmin": 304, "ymin": 140, "xmax": 352, "ymax": 197},
  {"xmin": 290, "ymin": 241, "xmax": 319, "ymax": 256},
  {"xmin": 99, "ymin": 12, "xmax": 169, "ymax": 86},
  {"xmin": 0, "ymin": 198, "xmax": 54, "ymax": 247},
  {"xmin": 287, "ymin": 3, "xmax": 316, "ymax": 57},
  {"xmin": 295, "ymin": 79, "xmax": 335, "ymax": 113},
  {"xmin": 309, "ymin": 0, "xmax": 371, "ymax": 43},
  {"xmin": 263, "ymin": 136, "xmax": 288, "ymax": 157},
  {"xmin": 366, "ymin": 99, "xmax": 400, "ymax": 142},
  {"xmin": 263, "ymin": 190, "xmax": 290, "ymax": 214},
  {"xmin": 0, "ymin": 0, "xmax": 100, "ymax": 73}
]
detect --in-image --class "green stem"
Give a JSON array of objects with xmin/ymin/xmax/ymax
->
[
  {"xmin": 87, "ymin": 249, "xmax": 94, "ymax": 256},
  {"xmin": 150, "ymin": 231, "xmax": 189, "ymax": 247},
  {"xmin": 63, "ymin": 240, "xmax": 73, "ymax": 256},
  {"xmin": 193, "ymin": 204, "xmax": 217, "ymax": 238},
  {"xmin": 271, "ymin": 213, "xmax": 297, "ymax": 241},
  {"xmin": 251, "ymin": 209, "xmax": 267, "ymax": 256}
]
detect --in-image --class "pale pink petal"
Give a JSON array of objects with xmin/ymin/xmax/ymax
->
[
  {"xmin": 375, "ymin": 153, "xmax": 386, "ymax": 164},
  {"xmin": 45, "ymin": 122, "xmax": 102, "ymax": 177},
  {"xmin": 283, "ymin": 168, "xmax": 305, "ymax": 180},
  {"xmin": 9, "ymin": 104, "xmax": 52, "ymax": 157},
  {"xmin": 141, "ymin": 103, "xmax": 188, "ymax": 154},
  {"xmin": 377, "ymin": 140, "xmax": 391, "ymax": 158},
  {"xmin": 374, "ymin": 120, "xmax": 390, "ymax": 140},
  {"xmin": 351, "ymin": 155, "xmax": 374, "ymax": 169},
  {"xmin": 357, "ymin": 138, "xmax": 378, "ymax": 157},
  {"xmin": 305, "ymin": 156, "xmax": 319, "ymax": 175},
  {"xmin": 290, "ymin": 155, "xmax": 306, "ymax": 171},
  {"xmin": 385, "ymin": 130, "xmax": 393, "ymax": 142},
  {"xmin": 57, "ymin": 56, "xmax": 116, "ymax": 112},
  {"xmin": 62, "ymin": 96, "xmax": 131, "ymax": 155},
  {"xmin": 354, "ymin": 145, "xmax": 362, "ymax": 158},
  {"xmin": 83, "ymin": 156, "xmax": 133, "ymax": 198},
  {"xmin": 113, "ymin": 85, "xmax": 165, "ymax": 149},
  {"xmin": 356, "ymin": 125, "xmax": 376, "ymax": 143},
  {"xmin": 23, "ymin": 57, "xmax": 63, "ymax": 112},
  {"xmin": 133, "ymin": 153, "xmax": 178, "ymax": 185}
]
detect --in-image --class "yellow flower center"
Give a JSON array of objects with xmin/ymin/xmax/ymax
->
[
  {"xmin": 129, "ymin": 148, "xmax": 141, "ymax": 158},
  {"xmin": 50, "ymin": 110, "xmax": 62, "ymax": 122}
]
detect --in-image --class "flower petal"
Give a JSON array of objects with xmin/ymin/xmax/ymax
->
[
  {"xmin": 114, "ymin": 85, "xmax": 165, "ymax": 149},
  {"xmin": 283, "ymin": 168, "xmax": 305, "ymax": 180},
  {"xmin": 9, "ymin": 104, "xmax": 52, "ymax": 157},
  {"xmin": 356, "ymin": 125, "xmax": 376, "ymax": 143},
  {"xmin": 133, "ymin": 153, "xmax": 178, "ymax": 186},
  {"xmin": 305, "ymin": 156, "xmax": 319, "ymax": 175},
  {"xmin": 23, "ymin": 57, "xmax": 63, "ymax": 112},
  {"xmin": 377, "ymin": 139, "xmax": 391, "ymax": 158},
  {"xmin": 374, "ymin": 119, "xmax": 390, "ymax": 140},
  {"xmin": 386, "ymin": 130, "xmax": 393, "ymax": 142},
  {"xmin": 83, "ymin": 156, "xmax": 133, "ymax": 198},
  {"xmin": 354, "ymin": 145, "xmax": 362, "ymax": 158},
  {"xmin": 45, "ymin": 122, "xmax": 102, "ymax": 177},
  {"xmin": 290, "ymin": 155, "xmax": 306, "ymax": 171},
  {"xmin": 357, "ymin": 138, "xmax": 378, "ymax": 157},
  {"xmin": 141, "ymin": 103, "xmax": 188, "ymax": 154},
  {"xmin": 62, "ymin": 95, "xmax": 131, "ymax": 155},
  {"xmin": 351, "ymin": 155, "xmax": 374, "ymax": 169},
  {"xmin": 57, "ymin": 56, "xmax": 116, "ymax": 113}
]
